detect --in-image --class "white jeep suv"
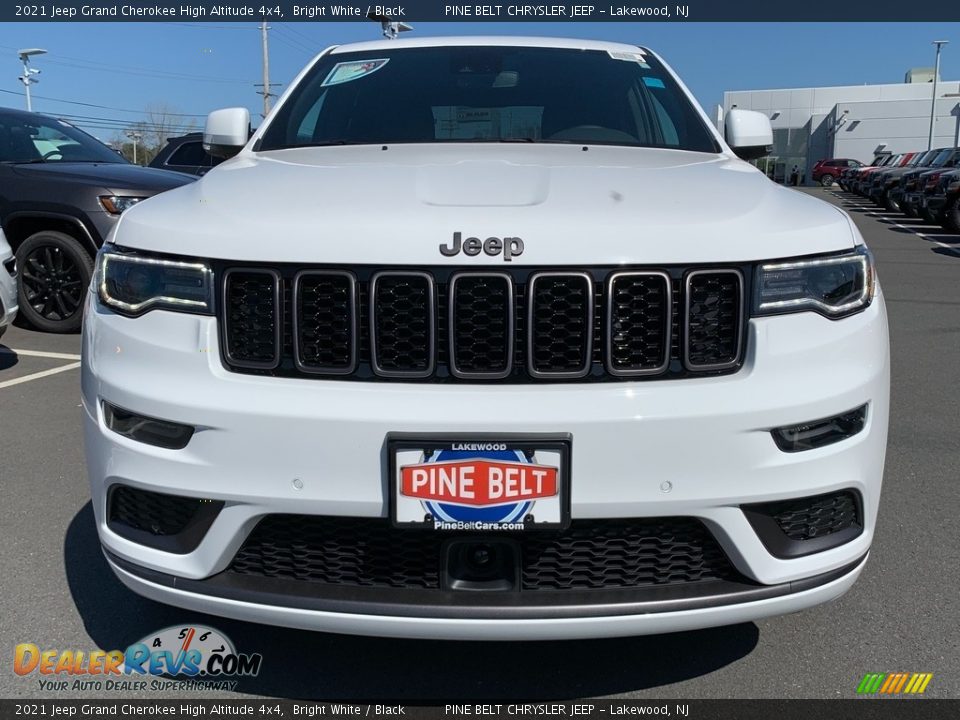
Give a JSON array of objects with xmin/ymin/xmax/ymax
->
[
  {"xmin": 0, "ymin": 229, "xmax": 18, "ymax": 339},
  {"xmin": 82, "ymin": 37, "xmax": 889, "ymax": 640}
]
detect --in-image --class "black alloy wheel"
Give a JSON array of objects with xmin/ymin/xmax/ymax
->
[{"xmin": 15, "ymin": 230, "xmax": 93, "ymax": 333}]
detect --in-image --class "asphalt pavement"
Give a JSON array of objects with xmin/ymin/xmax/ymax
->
[{"xmin": 0, "ymin": 186, "xmax": 957, "ymax": 700}]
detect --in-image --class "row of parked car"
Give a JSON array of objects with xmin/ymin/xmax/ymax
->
[
  {"xmin": 826, "ymin": 148, "xmax": 960, "ymax": 232},
  {"xmin": 0, "ymin": 106, "xmax": 204, "ymax": 335}
]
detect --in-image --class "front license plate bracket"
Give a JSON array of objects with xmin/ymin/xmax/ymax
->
[{"xmin": 387, "ymin": 433, "xmax": 571, "ymax": 531}]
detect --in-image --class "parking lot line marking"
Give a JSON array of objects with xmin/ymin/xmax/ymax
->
[
  {"xmin": 830, "ymin": 191, "xmax": 960, "ymax": 257},
  {"xmin": 0, "ymin": 348, "xmax": 82, "ymax": 361},
  {"xmin": 0, "ymin": 361, "xmax": 81, "ymax": 390}
]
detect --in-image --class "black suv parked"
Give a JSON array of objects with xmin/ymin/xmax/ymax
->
[
  {"xmin": 0, "ymin": 107, "xmax": 194, "ymax": 332},
  {"xmin": 149, "ymin": 132, "xmax": 223, "ymax": 176}
]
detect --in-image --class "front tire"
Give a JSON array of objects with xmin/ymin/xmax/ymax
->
[
  {"xmin": 943, "ymin": 196, "xmax": 960, "ymax": 233},
  {"xmin": 15, "ymin": 230, "xmax": 93, "ymax": 333},
  {"xmin": 820, "ymin": 174, "xmax": 835, "ymax": 187},
  {"xmin": 884, "ymin": 192, "xmax": 901, "ymax": 214}
]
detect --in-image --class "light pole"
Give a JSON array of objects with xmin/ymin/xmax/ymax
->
[
  {"xmin": 125, "ymin": 131, "xmax": 143, "ymax": 164},
  {"xmin": 17, "ymin": 48, "xmax": 47, "ymax": 112},
  {"xmin": 928, "ymin": 40, "xmax": 948, "ymax": 151}
]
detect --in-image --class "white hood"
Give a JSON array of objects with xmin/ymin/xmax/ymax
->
[{"xmin": 115, "ymin": 144, "xmax": 857, "ymax": 265}]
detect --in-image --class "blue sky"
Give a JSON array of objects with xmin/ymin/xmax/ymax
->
[{"xmin": 1, "ymin": 22, "xmax": 958, "ymax": 140}]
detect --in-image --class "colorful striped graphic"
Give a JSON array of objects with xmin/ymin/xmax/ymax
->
[{"xmin": 857, "ymin": 673, "xmax": 933, "ymax": 695}]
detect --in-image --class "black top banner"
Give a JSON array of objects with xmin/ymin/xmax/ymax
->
[{"xmin": 5, "ymin": 0, "xmax": 960, "ymax": 22}]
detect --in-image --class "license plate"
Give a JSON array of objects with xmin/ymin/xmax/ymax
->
[{"xmin": 388, "ymin": 435, "xmax": 570, "ymax": 531}]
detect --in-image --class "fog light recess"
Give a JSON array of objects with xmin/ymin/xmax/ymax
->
[
  {"xmin": 103, "ymin": 402, "xmax": 195, "ymax": 449},
  {"xmin": 772, "ymin": 404, "xmax": 867, "ymax": 453}
]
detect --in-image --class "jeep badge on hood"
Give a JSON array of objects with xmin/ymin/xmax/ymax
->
[{"xmin": 440, "ymin": 232, "xmax": 524, "ymax": 261}]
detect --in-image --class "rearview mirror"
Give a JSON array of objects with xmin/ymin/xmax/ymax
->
[
  {"xmin": 725, "ymin": 109, "xmax": 773, "ymax": 161},
  {"xmin": 203, "ymin": 108, "xmax": 250, "ymax": 159}
]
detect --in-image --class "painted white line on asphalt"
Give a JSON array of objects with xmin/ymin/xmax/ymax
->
[
  {"xmin": 830, "ymin": 191, "xmax": 960, "ymax": 257},
  {"xmin": 0, "ymin": 362, "xmax": 81, "ymax": 390},
  {"xmin": 0, "ymin": 348, "xmax": 82, "ymax": 361}
]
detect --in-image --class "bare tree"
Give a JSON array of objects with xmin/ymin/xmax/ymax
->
[{"xmin": 143, "ymin": 103, "xmax": 197, "ymax": 154}]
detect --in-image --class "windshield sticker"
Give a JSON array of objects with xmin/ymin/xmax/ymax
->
[
  {"xmin": 608, "ymin": 50, "xmax": 648, "ymax": 65},
  {"xmin": 643, "ymin": 77, "xmax": 666, "ymax": 89},
  {"xmin": 321, "ymin": 59, "xmax": 390, "ymax": 87}
]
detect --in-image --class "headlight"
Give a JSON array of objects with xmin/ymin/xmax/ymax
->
[
  {"xmin": 95, "ymin": 246, "xmax": 214, "ymax": 316},
  {"xmin": 99, "ymin": 196, "xmax": 147, "ymax": 214},
  {"xmin": 754, "ymin": 246, "xmax": 875, "ymax": 319}
]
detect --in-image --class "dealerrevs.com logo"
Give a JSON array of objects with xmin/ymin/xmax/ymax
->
[{"xmin": 14, "ymin": 625, "xmax": 262, "ymax": 692}]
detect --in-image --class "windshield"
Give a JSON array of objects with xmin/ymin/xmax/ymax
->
[
  {"xmin": 258, "ymin": 45, "xmax": 720, "ymax": 153},
  {"xmin": 929, "ymin": 148, "xmax": 952, "ymax": 167},
  {"xmin": 0, "ymin": 112, "xmax": 125, "ymax": 164}
]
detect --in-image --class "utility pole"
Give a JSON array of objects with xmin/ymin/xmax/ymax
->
[
  {"xmin": 254, "ymin": 21, "xmax": 276, "ymax": 119},
  {"xmin": 17, "ymin": 48, "xmax": 47, "ymax": 112},
  {"xmin": 126, "ymin": 130, "xmax": 143, "ymax": 164},
  {"xmin": 928, "ymin": 40, "xmax": 948, "ymax": 151}
]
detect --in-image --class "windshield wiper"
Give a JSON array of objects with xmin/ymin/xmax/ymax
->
[{"xmin": 273, "ymin": 140, "xmax": 369, "ymax": 149}]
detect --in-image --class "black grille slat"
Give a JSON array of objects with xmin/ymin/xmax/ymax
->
[
  {"xmin": 223, "ymin": 270, "xmax": 280, "ymax": 369},
  {"xmin": 229, "ymin": 516, "xmax": 737, "ymax": 591},
  {"xmin": 294, "ymin": 272, "xmax": 356, "ymax": 373},
  {"xmin": 607, "ymin": 272, "xmax": 671, "ymax": 375},
  {"xmin": 528, "ymin": 273, "xmax": 593, "ymax": 378},
  {"xmin": 371, "ymin": 273, "xmax": 435, "ymax": 377},
  {"xmin": 685, "ymin": 270, "xmax": 743, "ymax": 369},
  {"xmin": 450, "ymin": 274, "xmax": 512, "ymax": 378},
  {"xmin": 219, "ymin": 266, "xmax": 746, "ymax": 382}
]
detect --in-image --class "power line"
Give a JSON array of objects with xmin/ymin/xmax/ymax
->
[
  {"xmin": 0, "ymin": 43, "xmax": 251, "ymax": 84},
  {"xmin": 278, "ymin": 23, "xmax": 321, "ymax": 47},
  {"xmin": 272, "ymin": 25, "xmax": 317, "ymax": 56},
  {"xmin": 42, "ymin": 57, "xmax": 251, "ymax": 84},
  {"xmin": 162, "ymin": 22, "xmax": 259, "ymax": 30},
  {"xmin": 0, "ymin": 87, "xmax": 208, "ymax": 117}
]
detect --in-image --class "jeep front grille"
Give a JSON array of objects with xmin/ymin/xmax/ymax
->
[{"xmin": 218, "ymin": 266, "xmax": 748, "ymax": 383}]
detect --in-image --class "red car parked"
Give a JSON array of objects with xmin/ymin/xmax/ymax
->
[{"xmin": 812, "ymin": 158, "xmax": 864, "ymax": 186}]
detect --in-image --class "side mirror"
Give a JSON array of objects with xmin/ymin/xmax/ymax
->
[
  {"xmin": 203, "ymin": 108, "xmax": 250, "ymax": 159},
  {"xmin": 725, "ymin": 109, "xmax": 773, "ymax": 161}
]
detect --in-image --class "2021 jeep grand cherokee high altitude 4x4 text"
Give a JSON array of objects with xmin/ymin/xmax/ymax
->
[{"xmin": 83, "ymin": 37, "xmax": 889, "ymax": 640}]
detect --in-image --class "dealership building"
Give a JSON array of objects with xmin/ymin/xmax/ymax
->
[{"xmin": 722, "ymin": 69, "xmax": 960, "ymax": 183}]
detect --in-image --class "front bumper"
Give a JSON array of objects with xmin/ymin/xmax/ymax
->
[
  {"xmin": 925, "ymin": 193, "xmax": 947, "ymax": 213},
  {"xmin": 82, "ymin": 292, "xmax": 890, "ymax": 639},
  {"xmin": 0, "ymin": 251, "xmax": 18, "ymax": 333}
]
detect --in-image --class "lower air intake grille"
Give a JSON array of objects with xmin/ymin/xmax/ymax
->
[
  {"xmin": 743, "ymin": 490, "xmax": 863, "ymax": 559},
  {"xmin": 768, "ymin": 491, "xmax": 861, "ymax": 541},
  {"xmin": 109, "ymin": 485, "xmax": 201, "ymax": 536},
  {"xmin": 229, "ymin": 516, "xmax": 738, "ymax": 591}
]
